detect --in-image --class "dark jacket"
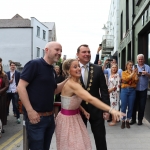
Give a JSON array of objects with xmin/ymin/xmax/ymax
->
[
  {"xmin": 7, "ymin": 70, "xmax": 20, "ymax": 86},
  {"xmin": 80, "ymin": 63, "xmax": 110, "ymax": 120}
]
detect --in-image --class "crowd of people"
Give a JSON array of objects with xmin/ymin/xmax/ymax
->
[
  {"xmin": 0, "ymin": 41, "xmax": 150, "ymax": 150},
  {"xmin": 94, "ymin": 45, "xmax": 150, "ymax": 129},
  {"xmin": 0, "ymin": 58, "xmax": 21, "ymax": 138}
]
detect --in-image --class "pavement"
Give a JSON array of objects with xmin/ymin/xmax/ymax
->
[{"xmin": 10, "ymin": 117, "xmax": 150, "ymax": 150}]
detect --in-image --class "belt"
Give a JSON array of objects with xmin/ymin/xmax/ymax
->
[
  {"xmin": 61, "ymin": 108, "xmax": 80, "ymax": 116},
  {"xmin": 38, "ymin": 111, "xmax": 53, "ymax": 116}
]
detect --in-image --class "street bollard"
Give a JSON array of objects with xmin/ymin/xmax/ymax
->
[{"xmin": 23, "ymin": 115, "xmax": 29, "ymax": 150}]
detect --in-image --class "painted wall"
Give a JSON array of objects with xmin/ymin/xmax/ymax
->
[
  {"xmin": 31, "ymin": 17, "xmax": 49, "ymax": 59},
  {"xmin": 0, "ymin": 28, "xmax": 32, "ymax": 66}
]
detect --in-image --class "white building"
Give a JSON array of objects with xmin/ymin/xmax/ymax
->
[
  {"xmin": 0, "ymin": 14, "xmax": 56, "ymax": 69},
  {"xmin": 101, "ymin": 0, "xmax": 119, "ymax": 63}
]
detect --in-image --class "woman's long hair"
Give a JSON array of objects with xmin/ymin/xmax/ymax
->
[
  {"xmin": 125, "ymin": 60, "xmax": 133, "ymax": 70},
  {"xmin": 0, "ymin": 64, "xmax": 5, "ymax": 77}
]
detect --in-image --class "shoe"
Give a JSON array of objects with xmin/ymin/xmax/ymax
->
[
  {"xmin": 109, "ymin": 122, "xmax": 116, "ymax": 126},
  {"xmin": 137, "ymin": 120, "xmax": 143, "ymax": 125},
  {"xmin": 14, "ymin": 114, "xmax": 16, "ymax": 117},
  {"xmin": 1, "ymin": 129, "xmax": 5, "ymax": 133},
  {"xmin": 107, "ymin": 119, "xmax": 112, "ymax": 122},
  {"xmin": 130, "ymin": 120, "xmax": 136, "ymax": 125},
  {"xmin": 17, "ymin": 118, "xmax": 21, "ymax": 124},
  {"xmin": 0, "ymin": 132, "xmax": 2, "ymax": 138},
  {"xmin": 121, "ymin": 121, "xmax": 125, "ymax": 129},
  {"xmin": 126, "ymin": 121, "xmax": 130, "ymax": 128}
]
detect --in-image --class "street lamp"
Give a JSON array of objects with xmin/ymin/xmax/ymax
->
[
  {"xmin": 102, "ymin": 24, "xmax": 108, "ymax": 35},
  {"xmin": 102, "ymin": 24, "xmax": 108, "ymax": 30}
]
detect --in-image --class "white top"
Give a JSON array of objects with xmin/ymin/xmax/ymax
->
[{"xmin": 7, "ymin": 71, "xmax": 17, "ymax": 93}]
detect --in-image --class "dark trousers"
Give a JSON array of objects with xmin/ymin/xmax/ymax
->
[
  {"xmin": 7, "ymin": 93, "xmax": 20, "ymax": 119},
  {"xmin": 82, "ymin": 114, "xmax": 107, "ymax": 150},
  {"xmin": 25, "ymin": 115, "xmax": 55, "ymax": 150},
  {"xmin": 132, "ymin": 89, "xmax": 147, "ymax": 121}
]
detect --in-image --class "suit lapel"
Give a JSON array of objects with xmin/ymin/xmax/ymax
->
[
  {"xmin": 80, "ymin": 75, "xmax": 85, "ymax": 88},
  {"xmin": 86, "ymin": 64, "xmax": 91, "ymax": 88}
]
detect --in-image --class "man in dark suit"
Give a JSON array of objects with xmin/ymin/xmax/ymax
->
[
  {"xmin": 77, "ymin": 44, "xmax": 110, "ymax": 150},
  {"xmin": 7, "ymin": 62, "xmax": 21, "ymax": 124}
]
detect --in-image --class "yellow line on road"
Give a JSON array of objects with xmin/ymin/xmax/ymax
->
[
  {"xmin": 6, "ymin": 136, "xmax": 23, "ymax": 150},
  {"xmin": 0, "ymin": 130, "xmax": 23, "ymax": 149}
]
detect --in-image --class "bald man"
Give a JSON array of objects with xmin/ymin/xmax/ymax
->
[{"xmin": 17, "ymin": 42, "xmax": 68, "ymax": 150}]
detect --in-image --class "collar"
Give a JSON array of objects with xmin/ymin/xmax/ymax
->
[
  {"xmin": 41, "ymin": 57, "xmax": 54, "ymax": 68},
  {"xmin": 10, "ymin": 70, "xmax": 15, "ymax": 74},
  {"xmin": 137, "ymin": 64, "xmax": 145, "ymax": 68},
  {"xmin": 79, "ymin": 62, "xmax": 90, "ymax": 68}
]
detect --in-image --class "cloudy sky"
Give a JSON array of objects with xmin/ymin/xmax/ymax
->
[{"xmin": 0, "ymin": 0, "xmax": 111, "ymax": 62}]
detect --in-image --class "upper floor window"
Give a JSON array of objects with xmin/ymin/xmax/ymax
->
[
  {"xmin": 37, "ymin": 47, "xmax": 40, "ymax": 57},
  {"xmin": 43, "ymin": 30, "xmax": 46, "ymax": 40},
  {"xmin": 37, "ymin": 26, "xmax": 40, "ymax": 37}
]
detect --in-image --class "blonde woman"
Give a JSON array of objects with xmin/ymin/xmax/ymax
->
[
  {"xmin": 108, "ymin": 64, "xmax": 120, "ymax": 126},
  {"xmin": 120, "ymin": 60, "xmax": 138, "ymax": 129},
  {"xmin": 55, "ymin": 59, "xmax": 125, "ymax": 150}
]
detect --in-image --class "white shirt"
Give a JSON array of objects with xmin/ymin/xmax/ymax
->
[
  {"xmin": 7, "ymin": 71, "xmax": 17, "ymax": 93},
  {"xmin": 79, "ymin": 62, "xmax": 89, "ymax": 82}
]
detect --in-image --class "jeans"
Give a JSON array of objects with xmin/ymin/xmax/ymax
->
[
  {"xmin": 7, "ymin": 93, "xmax": 20, "ymax": 119},
  {"xmin": 132, "ymin": 89, "xmax": 147, "ymax": 121},
  {"xmin": 25, "ymin": 115, "xmax": 55, "ymax": 150},
  {"xmin": 121, "ymin": 87, "xmax": 136, "ymax": 120}
]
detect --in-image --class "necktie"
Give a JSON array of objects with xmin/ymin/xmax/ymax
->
[{"xmin": 84, "ymin": 65, "xmax": 88, "ymax": 87}]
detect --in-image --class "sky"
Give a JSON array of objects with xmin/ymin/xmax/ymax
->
[{"xmin": 0, "ymin": 0, "xmax": 111, "ymax": 62}]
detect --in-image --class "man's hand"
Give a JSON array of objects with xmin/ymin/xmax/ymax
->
[
  {"xmin": 27, "ymin": 109, "xmax": 40, "ymax": 124},
  {"xmin": 9, "ymin": 79, "xmax": 13, "ymax": 84},
  {"xmin": 97, "ymin": 46, "xmax": 102, "ymax": 54},
  {"xmin": 103, "ymin": 112, "xmax": 110, "ymax": 120}
]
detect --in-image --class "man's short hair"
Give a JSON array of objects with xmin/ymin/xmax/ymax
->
[
  {"xmin": 10, "ymin": 61, "xmax": 16, "ymax": 66},
  {"xmin": 77, "ymin": 44, "xmax": 89, "ymax": 53},
  {"xmin": 137, "ymin": 54, "xmax": 144, "ymax": 59},
  {"xmin": 0, "ymin": 58, "xmax": 2, "ymax": 62}
]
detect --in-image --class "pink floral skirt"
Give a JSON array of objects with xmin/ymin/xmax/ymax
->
[{"xmin": 55, "ymin": 112, "xmax": 92, "ymax": 150}]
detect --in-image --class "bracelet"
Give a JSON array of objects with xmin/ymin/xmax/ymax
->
[{"xmin": 109, "ymin": 108, "xmax": 113, "ymax": 114}]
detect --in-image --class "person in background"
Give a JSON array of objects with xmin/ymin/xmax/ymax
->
[
  {"xmin": 120, "ymin": 60, "xmax": 138, "ymax": 129},
  {"xmin": 0, "ymin": 58, "xmax": 2, "ymax": 66},
  {"xmin": 54, "ymin": 65, "xmax": 65, "ymax": 117},
  {"xmin": 94, "ymin": 44, "xmax": 102, "ymax": 65},
  {"xmin": 102, "ymin": 59, "xmax": 122, "ymax": 86},
  {"xmin": 6, "ymin": 62, "xmax": 21, "ymax": 124},
  {"xmin": 130, "ymin": 54, "xmax": 150, "ymax": 125},
  {"xmin": 0, "ymin": 64, "xmax": 9, "ymax": 136},
  {"xmin": 107, "ymin": 64, "xmax": 120, "ymax": 126}
]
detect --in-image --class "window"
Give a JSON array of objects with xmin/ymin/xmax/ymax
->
[
  {"xmin": 120, "ymin": 12, "xmax": 123, "ymax": 40},
  {"xmin": 126, "ymin": 0, "xmax": 129, "ymax": 31},
  {"xmin": 141, "ymin": 15, "xmax": 144, "ymax": 26},
  {"xmin": 37, "ymin": 47, "xmax": 40, "ymax": 57},
  {"xmin": 37, "ymin": 26, "xmax": 40, "ymax": 37},
  {"xmin": 148, "ymin": 33, "xmax": 150, "ymax": 65},
  {"xmin": 43, "ymin": 30, "xmax": 46, "ymax": 39},
  {"xmin": 149, "ymin": 5, "xmax": 150, "ymax": 17},
  {"xmin": 145, "ymin": 10, "xmax": 148, "ymax": 22}
]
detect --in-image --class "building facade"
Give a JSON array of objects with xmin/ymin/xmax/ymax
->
[
  {"xmin": 0, "ymin": 14, "xmax": 56, "ymax": 68},
  {"xmin": 107, "ymin": 0, "xmax": 150, "ymax": 122}
]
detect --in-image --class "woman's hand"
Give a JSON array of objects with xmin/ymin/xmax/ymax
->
[
  {"xmin": 110, "ymin": 109, "xmax": 126, "ymax": 122},
  {"xmin": 83, "ymin": 110, "xmax": 90, "ymax": 120}
]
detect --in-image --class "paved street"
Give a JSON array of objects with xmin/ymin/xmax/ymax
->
[
  {"xmin": 1, "ymin": 102, "xmax": 150, "ymax": 150},
  {"xmin": 2, "ymin": 117, "xmax": 149, "ymax": 150}
]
